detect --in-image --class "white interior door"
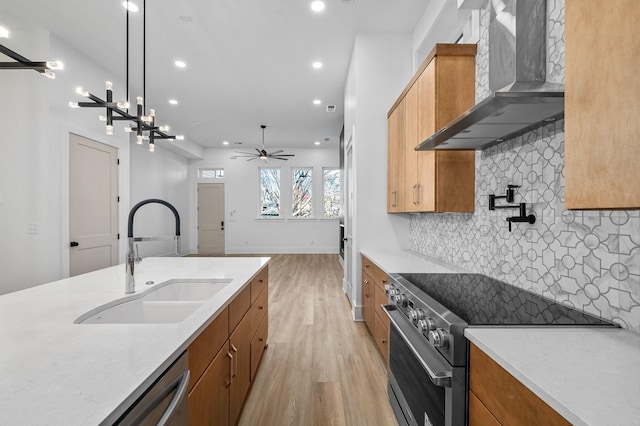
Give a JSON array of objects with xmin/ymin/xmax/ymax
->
[
  {"xmin": 344, "ymin": 139, "xmax": 354, "ymax": 303},
  {"xmin": 69, "ymin": 133, "xmax": 118, "ymax": 276},
  {"xmin": 198, "ymin": 183, "xmax": 225, "ymax": 254}
]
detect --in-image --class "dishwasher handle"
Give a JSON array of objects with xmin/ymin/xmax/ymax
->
[{"xmin": 127, "ymin": 369, "xmax": 191, "ymax": 426}]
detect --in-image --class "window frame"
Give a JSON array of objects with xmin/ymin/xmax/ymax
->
[
  {"xmin": 322, "ymin": 167, "xmax": 341, "ymax": 219},
  {"xmin": 258, "ymin": 167, "xmax": 282, "ymax": 218},
  {"xmin": 291, "ymin": 167, "xmax": 313, "ymax": 219}
]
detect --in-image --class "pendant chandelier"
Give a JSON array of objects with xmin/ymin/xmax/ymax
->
[
  {"xmin": 0, "ymin": 39, "xmax": 63, "ymax": 78},
  {"xmin": 69, "ymin": 0, "xmax": 182, "ymax": 152}
]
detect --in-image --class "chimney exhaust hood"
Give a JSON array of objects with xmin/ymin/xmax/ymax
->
[{"xmin": 417, "ymin": 0, "xmax": 563, "ymax": 151}]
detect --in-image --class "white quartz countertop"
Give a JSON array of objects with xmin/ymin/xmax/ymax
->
[
  {"xmin": 360, "ymin": 247, "xmax": 467, "ymax": 275},
  {"xmin": 465, "ymin": 327, "xmax": 640, "ymax": 426},
  {"xmin": 0, "ymin": 257, "xmax": 269, "ymax": 425}
]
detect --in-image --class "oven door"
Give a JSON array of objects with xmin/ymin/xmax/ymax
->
[{"xmin": 384, "ymin": 306, "xmax": 466, "ymax": 426}]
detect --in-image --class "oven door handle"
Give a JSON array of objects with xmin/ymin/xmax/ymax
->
[{"xmin": 383, "ymin": 304, "xmax": 453, "ymax": 388}]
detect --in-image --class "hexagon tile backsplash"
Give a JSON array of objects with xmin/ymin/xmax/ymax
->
[{"xmin": 409, "ymin": 0, "xmax": 640, "ymax": 332}]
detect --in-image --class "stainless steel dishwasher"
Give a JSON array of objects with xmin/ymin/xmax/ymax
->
[{"xmin": 113, "ymin": 351, "xmax": 190, "ymax": 426}]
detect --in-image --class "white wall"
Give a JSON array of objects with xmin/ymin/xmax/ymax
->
[
  {"xmin": 343, "ymin": 33, "xmax": 414, "ymax": 319},
  {"xmin": 129, "ymin": 142, "xmax": 190, "ymax": 258},
  {"xmin": 190, "ymin": 148, "xmax": 340, "ymax": 254}
]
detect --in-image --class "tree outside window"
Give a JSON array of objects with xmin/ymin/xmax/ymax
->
[
  {"xmin": 292, "ymin": 168, "xmax": 312, "ymax": 218},
  {"xmin": 323, "ymin": 168, "xmax": 340, "ymax": 218},
  {"xmin": 260, "ymin": 168, "xmax": 280, "ymax": 217}
]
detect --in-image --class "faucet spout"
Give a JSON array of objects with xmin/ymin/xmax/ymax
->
[{"xmin": 125, "ymin": 199, "xmax": 181, "ymax": 294}]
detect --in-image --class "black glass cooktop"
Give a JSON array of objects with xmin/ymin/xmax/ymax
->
[{"xmin": 399, "ymin": 273, "xmax": 616, "ymax": 327}]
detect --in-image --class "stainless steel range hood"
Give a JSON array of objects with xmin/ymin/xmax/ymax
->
[{"xmin": 417, "ymin": 0, "xmax": 563, "ymax": 151}]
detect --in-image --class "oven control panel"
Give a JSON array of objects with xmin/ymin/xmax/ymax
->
[{"xmin": 386, "ymin": 276, "xmax": 464, "ymax": 367}]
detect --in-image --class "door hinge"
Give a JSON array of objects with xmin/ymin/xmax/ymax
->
[
  {"xmin": 117, "ymin": 233, "xmax": 120, "ymax": 240},
  {"xmin": 117, "ymin": 196, "xmax": 120, "ymax": 202},
  {"xmin": 117, "ymin": 158, "xmax": 120, "ymax": 165}
]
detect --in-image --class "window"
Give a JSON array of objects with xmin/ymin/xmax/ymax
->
[
  {"xmin": 292, "ymin": 168, "xmax": 312, "ymax": 218},
  {"xmin": 259, "ymin": 168, "xmax": 280, "ymax": 217},
  {"xmin": 199, "ymin": 168, "xmax": 224, "ymax": 179},
  {"xmin": 323, "ymin": 168, "xmax": 341, "ymax": 218}
]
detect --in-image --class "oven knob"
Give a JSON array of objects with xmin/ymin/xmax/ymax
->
[
  {"xmin": 384, "ymin": 284, "xmax": 392, "ymax": 294},
  {"xmin": 388, "ymin": 288, "xmax": 399, "ymax": 297},
  {"xmin": 394, "ymin": 293, "xmax": 408, "ymax": 307},
  {"xmin": 418, "ymin": 317, "xmax": 435, "ymax": 334},
  {"xmin": 429, "ymin": 328, "xmax": 450, "ymax": 349},
  {"xmin": 409, "ymin": 308, "xmax": 425, "ymax": 323}
]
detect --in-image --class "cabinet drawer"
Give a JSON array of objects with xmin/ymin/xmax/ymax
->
[
  {"xmin": 469, "ymin": 390, "xmax": 500, "ymax": 426},
  {"xmin": 469, "ymin": 344, "xmax": 570, "ymax": 426},
  {"xmin": 251, "ymin": 282, "xmax": 268, "ymax": 338},
  {"xmin": 374, "ymin": 268, "xmax": 389, "ymax": 292},
  {"xmin": 229, "ymin": 285, "xmax": 251, "ymax": 335},
  {"xmin": 188, "ymin": 308, "xmax": 229, "ymax": 391},
  {"xmin": 362, "ymin": 255, "xmax": 374, "ymax": 274},
  {"xmin": 374, "ymin": 312, "xmax": 389, "ymax": 366},
  {"xmin": 374, "ymin": 280, "xmax": 389, "ymax": 322},
  {"xmin": 251, "ymin": 311, "xmax": 269, "ymax": 380},
  {"xmin": 250, "ymin": 266, "xmax": 268, "ymax": 305}
]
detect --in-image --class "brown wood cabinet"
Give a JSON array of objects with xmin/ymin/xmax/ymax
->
[
  {"xmin": 387, "ymin": 97, "xmax": 406, "ymax": 212},
  {"xmin": 387, "ymin": 44, "xmax": 477, "ymax": 213},
  {"xmin": 189, "ymin": 341, "xmax": 231, "ymax": 426},
  {"xmin": 469, "ymin": 343, "xmax": 570, "ymax": 426},
  {"xmin": 361, "ymin": 255, "xmax": 390, "ymax": 367},
  {"xmin": 188, "ymin": 265, "xmax": 269, "ymax": 425},
  {"xmin": 230, "ymin": 311, "xmax": 252, "ymax": 426},
  {"xmin": 565, "ymin": 0, "xmax": 640, "ymax": 209},
  {"xmin": 361, "ymin": 270, "xmax": 374, "ymax": 335}
]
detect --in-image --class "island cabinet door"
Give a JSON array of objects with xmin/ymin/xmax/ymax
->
[
  {"xmin": 189, "ymin": 341, "xmax": 231, "ymax": 426},
  {"xmin": 230, "ymin": 311, "xmax": 252, "ymax": 425}
]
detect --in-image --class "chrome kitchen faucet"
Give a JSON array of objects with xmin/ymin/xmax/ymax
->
[{"xmin": 126, "ymin": 199, "xmax": 181, "ymax": 294}]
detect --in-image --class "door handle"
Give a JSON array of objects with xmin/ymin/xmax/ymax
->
[
  {"xmin": 70, "ymin": 241, "xmax": 79, "ymax": 247},
  {"xmin": 221, "ymin": 220, "xmax": 224, "ymax": 231}
]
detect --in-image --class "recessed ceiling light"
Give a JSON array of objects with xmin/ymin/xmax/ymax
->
[
  {"xmin": 223, "ymin": 141, "xmax": 229, "ymax": 145},
  {"xmin": 312, "ymin": 61, "xmax": 323, "ymax": 69},
  {"xmin": 0, "ymin": 26, "xmax": 9, "ymax": 39},
  {"xmin": 311, "ymin": 1, "xmax": 325, "ymax": 12},
  {"xmin": 174, "ymin": 60, "xmax": 186, "ymax": 68},
  {"xmin": 169, "ymin": 99, "xmax": 178, "ymax": 105},
  {"xmin": 122, "ymin": 1, "xmax": 139, "ymax": 12},
  {"xmin": 314, "ymin": 141, "xmax": 321, "ymax": 145},
  {"xmin": 313, "ymin": 99, "xmax": 322, "ymax": 105}
]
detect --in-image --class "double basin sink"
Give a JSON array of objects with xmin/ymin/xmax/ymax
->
[{"xmin": 75, "ymin": 279, "xmax": 233, "ymax": 324}]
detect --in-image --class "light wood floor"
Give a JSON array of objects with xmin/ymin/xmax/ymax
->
[{"xmin": 238, "ymin": 254, "xmax": 398, "ymax": 426}]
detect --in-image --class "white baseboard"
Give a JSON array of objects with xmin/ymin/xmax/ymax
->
[{"xmin": 226, "ymin": 247, "xmax": 339, "ymax": 254}]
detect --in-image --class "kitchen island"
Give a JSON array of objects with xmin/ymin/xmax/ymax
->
[{"xmin": 0, "ymin": 256, "xmax": 269, "ymax": 425}]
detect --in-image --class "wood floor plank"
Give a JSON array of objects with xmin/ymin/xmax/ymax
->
[{"xmin": 238, "ymin": 254, "xmax": 397, "ymax": 426}]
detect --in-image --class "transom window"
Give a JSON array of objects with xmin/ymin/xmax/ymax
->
[{"xmin": 199, "ymin": 168, "xmax": 224, "ymax": 179}]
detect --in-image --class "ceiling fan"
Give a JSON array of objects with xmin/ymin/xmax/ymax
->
[{"xmin": 233, "ymin": 125, "xmax": 295, "ymax": 161}]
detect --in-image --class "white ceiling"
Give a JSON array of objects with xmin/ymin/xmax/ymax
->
[{"xmin": 1, "ymin": 0, "xmax": 429, "ymax": 150}]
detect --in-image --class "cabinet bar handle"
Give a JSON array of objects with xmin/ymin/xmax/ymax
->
[
  {"xmin": 231, "ymin": 344, "xmax": 238, "ymax": 378},
  {"xmin": 226, "ymin": 352, "xmax": 233, "ymax": 387}
]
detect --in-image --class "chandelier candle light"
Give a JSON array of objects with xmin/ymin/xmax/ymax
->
[
  {"xmin": 0, "ymin": 43, "xmax": 64, "ymax": 78},
  {"xmin": 70, "ymin": 0, "xmax": 183, "ymax": 151}
]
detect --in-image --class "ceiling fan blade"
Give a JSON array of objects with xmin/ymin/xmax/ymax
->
[
  {"xmin": 247, "ymin": 157, "xmax": 259, "ymax": 161},
  {"xmin": 271, "ymin": 156, "xmax": 289, "ymax": 160},
  {"xmin": 272, "ymin": 154, "xmax": 295, "ymax": 157},
  {"xmin": 268, "ymin": 150, "xmax": 284, "ymax": 155},
  {"xmin": 234, "ymin": 151, "xmax": 256, "ymax": 155}
]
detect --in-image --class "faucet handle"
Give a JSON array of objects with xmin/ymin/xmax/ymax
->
[{"xmin": 135, "ymin": 244, "xmax": 142, "ymax": 264}]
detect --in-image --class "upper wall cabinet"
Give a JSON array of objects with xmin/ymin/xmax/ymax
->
[
  {"xmin": 565, "ymin": 0, "xmax": 640, "ymax": 209},
  {"xmin": 387, "ymin": 44, "xmax": 477, "ymax": 213}
]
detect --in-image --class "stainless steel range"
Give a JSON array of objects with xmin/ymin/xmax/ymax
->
[{"xmin": 383, "ymin": 273, "xmax": 616, "ymax": 426}]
